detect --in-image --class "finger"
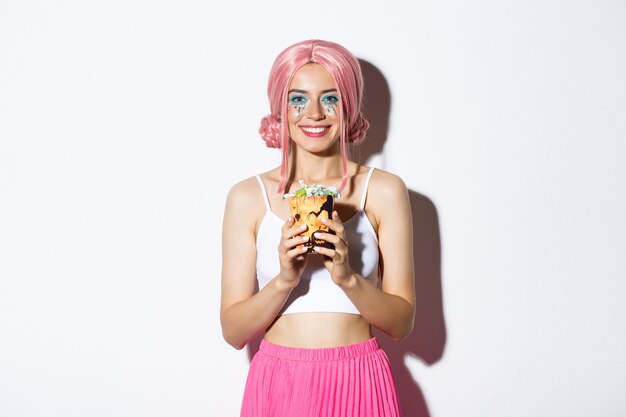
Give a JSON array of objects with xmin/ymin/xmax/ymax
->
[
  {"xmin": 282, "ymin": 216, "xmax": 305, "ymax": 232},
  {"xmin": 284, "ymin": 222, "xmax": 308, "ymax": 239},
  {"xmin": 320, "ymin": 213, "xmax": 344, "ymax": 235},
  {"xmin": 282, "ymin": 216, "xmax": 295, "ymax": 232},
  {"xmin": 312, "ymin": 232, "xmax": 342, "ymax": 245},
  {"xmin": 313, "ymin": 245, "xmax": 337, "ymax": 258},
  {"xmin": 283, "ymin": 235, "xmax": 309, "ymax": 250},
  {"xmin": 287, "ymin": 245, "xmax": 309, "ymax": 258}
]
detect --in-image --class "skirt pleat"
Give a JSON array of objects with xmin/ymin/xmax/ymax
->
[{"xmin": 240, "ymin": 337, "xmax": 402, "ymax": 417}]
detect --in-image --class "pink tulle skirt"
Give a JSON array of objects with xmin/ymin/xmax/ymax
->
[{"xmin": 240, "ymin": 337, "xmax": 402, "ymax": 417}]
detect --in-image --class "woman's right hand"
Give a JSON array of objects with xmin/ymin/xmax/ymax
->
[{"xmin": 277, "ymin": 216, "xmax": 309, "ymax": 288}]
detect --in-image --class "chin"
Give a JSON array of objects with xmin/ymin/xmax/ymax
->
[
  {"xmin": 300, "ymin": 141, "xmax": 339, "ymax": 155},
  {"xmin": 293, "ymin": 135, "xmax": 340, "ymax": 152}
]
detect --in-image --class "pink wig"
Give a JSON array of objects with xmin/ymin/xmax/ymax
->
[{"xmin": 258, "ymin": 39, "xmax": 370, "ymax": 194}]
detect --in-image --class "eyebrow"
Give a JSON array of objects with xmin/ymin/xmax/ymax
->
[{"xmin": 288, "ymin": 88, "xmax": 338, "ymax": 94}]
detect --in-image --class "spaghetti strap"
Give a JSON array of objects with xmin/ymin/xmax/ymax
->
[
  {"xmin": 359, "ymin": 166, "xmax": 376, "ymax": 210},
  {"xmin": 254, "ymin": 175, "xmax": 271, "ymax": 212}
]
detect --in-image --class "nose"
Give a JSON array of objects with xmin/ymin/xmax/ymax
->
[{"xmin": 307, "ymin": 99, "xmax": 325, "ymax": 121}]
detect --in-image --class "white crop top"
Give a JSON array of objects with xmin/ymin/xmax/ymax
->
[{"xmin": 254, "ymin": 167, "xmax": 379, "ymax": 315}]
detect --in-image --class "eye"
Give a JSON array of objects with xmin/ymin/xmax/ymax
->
[
  {"xmin": 289, "ymin": 95, "xmax": 308, "ymax": 105},
  {"xmin": 321, "ymin": 95, "xmax": 339, "ymax": 105}
]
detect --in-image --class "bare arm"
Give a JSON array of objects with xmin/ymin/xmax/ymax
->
[
  {"xmin": 219, "ymin": 179, "xmax": 309, "ymax": 350},
  {"xmin": 314, "ymin": 171, "xmax": 415, "ymax": 341}
]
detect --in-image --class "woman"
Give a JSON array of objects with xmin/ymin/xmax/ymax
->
[{"xmin": 220, "ymin": 39, "xmax": 415, "ymax": 417}]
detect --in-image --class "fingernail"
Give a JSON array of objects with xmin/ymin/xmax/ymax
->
[
  {"xmin": 301, "ymin": 224, "xmax": 307, "ymax": 229},
  {"xmin": 302, "ymin": 236, "xmax": 309, "ymax": 242},
  {"xmin": 320, "ymin": 217, "xmax": 327, "ymax": 223}
]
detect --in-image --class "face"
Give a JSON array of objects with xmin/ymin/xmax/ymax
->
[{"xmin": 287, "ymin": 63, "xmax": 341, "ymax": 153}]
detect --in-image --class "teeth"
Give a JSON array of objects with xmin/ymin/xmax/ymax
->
[{"xmin": 302, "ymin": 127, "xmax": 327, "ymax": 133}]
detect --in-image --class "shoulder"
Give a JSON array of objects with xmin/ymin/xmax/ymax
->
[
  {"xmin": 225, "ymin": 176, "xmax": 263, "ymax": 209},
  {"xmin": 369, "ymin": 168, "xmax": 408, "ymax": 200},
  {"xmin": 365, "ymin": 168, "xmax": 410, "ymax": 226},
  {"xmin": 224, "ymin": 176, "xmax": 268, "ymax": 233}
]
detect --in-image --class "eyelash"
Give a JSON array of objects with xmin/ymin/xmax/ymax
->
[
  {"xmin": 321, "ymin": 95, "xmax": 339, "ymax": 105},
  {"xmin": 289, "ymin": 95, "xmax": 308, "ymax": 106}
]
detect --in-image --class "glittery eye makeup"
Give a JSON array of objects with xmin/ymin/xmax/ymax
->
[
  {"xmin": 288, "ymin": 92, "xmax": 339, "ymax": 117},
  {"xmin": 321, "ymin": 94, "xmax": 339, "ymax": 114},
  {"xmin": 289, "ymin": 94, "xmax": 309, "ymax": 116},
  {"xmin": 321, "ymin": 94, "xmax": 339, "ymax": 105}
]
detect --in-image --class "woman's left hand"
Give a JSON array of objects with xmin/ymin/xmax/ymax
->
[{"xmin": 313, "ymin": 210, "xmax": 354, "ymax": 286}]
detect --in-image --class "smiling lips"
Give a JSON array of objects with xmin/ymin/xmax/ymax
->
[{"xmin": 300, "ymin": 125, "xmax": 331, "ymax": 138}]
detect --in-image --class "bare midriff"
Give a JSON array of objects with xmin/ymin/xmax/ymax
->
[{"xmin": 264, "ymin": 312, "xmax": 373, "ymax": 348}]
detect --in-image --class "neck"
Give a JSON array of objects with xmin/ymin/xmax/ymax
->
[{"xmin": 287, "ymin": 142, "xmax": 345, "ymax": 188}]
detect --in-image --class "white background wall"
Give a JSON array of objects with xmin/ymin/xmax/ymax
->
[{"xmin": 1, "ymin": 0, "xmax": 624, "ymax": 416}]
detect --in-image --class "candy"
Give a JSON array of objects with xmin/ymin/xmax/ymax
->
[{"xmin": 283, "ymin": 179, "xmax": 341, "ymax": 199}]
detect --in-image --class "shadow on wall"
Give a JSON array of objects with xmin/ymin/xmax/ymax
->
[{"xmin": 246, "ymin": 59, "xmax": 447, "ymax": 417}]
